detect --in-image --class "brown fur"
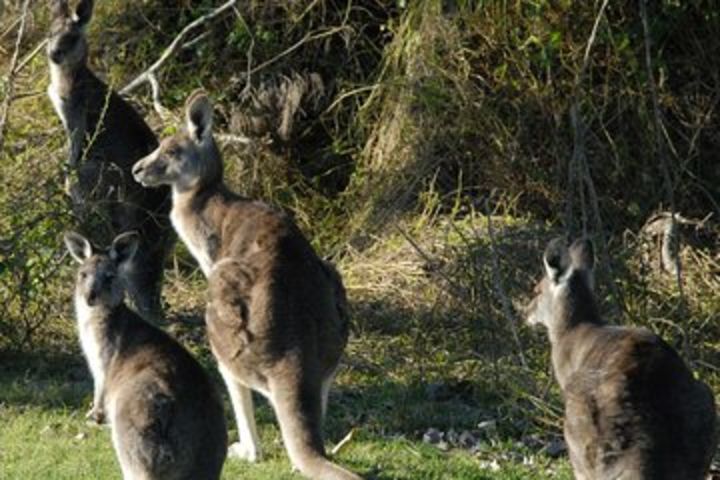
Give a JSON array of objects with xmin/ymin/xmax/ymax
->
[
  {"xmin": 48, "ymin": 0, "xmax": 173, "ymax": 319},
  {"xmin": 132, "ymin": 91, "xmax": 360, "ymax": 480},
  {"xmin": 65, "ymin": 231, "xmax": 227, "ymax": 480},
  {"xmin": 527, "ymin": 238, "xmax": 717, "ymax": 480}
]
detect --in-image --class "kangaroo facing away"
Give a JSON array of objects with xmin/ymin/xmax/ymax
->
[
  {"xmin": 64, "ymin": 231, "xmax": 227, "ymax": 480},
  {"xmin": 526, "ymin": 237, "xmax": 717, "ymax": 480},
  {"xmin": 132, "ymin": 91, "xmax": 361, "ymax": 480},
  {"xmin": 48, "ymin": 0, "xmax": 173, "ymax": 319}
]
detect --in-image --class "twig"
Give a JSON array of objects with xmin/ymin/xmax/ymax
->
[
  {"xmin": 247, "ymin": 26, "xmax": 350, "ymax": 77},
  {"xmin": 0, "ymin": 0, "xmax": 32, "ymax": 152},
  {"xmin": 216, "ymin": 133, "xmax": 253, "ymax": 145},
  {"xmin": 15, "ymin": 38, "xmax": 49, "ymax": 74},
  {"xmin": 147, "ymin": 73, "xmax": 171, "ymax": 119},
  {"xmin": 481, "ymin": 207, "xmax": 527, "ymax": 368},
  {"xmin": 394, "ymin": 225, "xmax": 468, "ymax": 301},
  {"xmin": 639, "ymin": 0, "xmax": 684, "ymax": 298},
  {"xmin": 120, "ymin": 0, "xmax": 238, "ymax": 95},
  {"xmin": 181, "ymin": 31, "xmax": 211, "ymax": 50},
  {"xmin": 565, "ymin": 0, "xmax": 609, "ymax": 235},
  {"xmin": 330, "ymin": 428, "xmax": 356, "ymax": 456},
  {"xmin": 232, "ymin": 7, "xmax": 254, "ymax": 96},
  {"xmin": 565, "ymin": 0, "xmax": 624, "ymax": 316}
]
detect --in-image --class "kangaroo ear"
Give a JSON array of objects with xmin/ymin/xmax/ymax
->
[
  {"xmin": 543, "ymin": 236, "xmax": 570, "ymax": 283},
  {"xmin": 110, "ymin": 231, "xmax": 139, "ymax": 266},
  {"xmin": 73, "ymin": 0, "xmax": 94, "ymax": 26},
  {"xmin": 569, "ymin": 238, "xmax": 595, "ymax": 271},
  {"xmin": 64, "ymin": 231, "xmax": 92, "ymax": 263},
  {"xmin": 185, "ymin": 90, "xmax": 213, "ymax": 144},
  {"xmin": 51, "ymin": 0, "xmax": 71, "ymax": 19}
]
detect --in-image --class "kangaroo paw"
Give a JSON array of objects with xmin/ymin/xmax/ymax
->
[{"xmin": 228, "ymin": 441, "xmax": 262, "ymax": 462}]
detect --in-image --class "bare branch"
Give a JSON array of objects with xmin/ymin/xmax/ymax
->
[
  {"xmin": 248, "ymin": 26, "xmax": 350, "ymax": 77},
  {"xmin": 481, "ymin": 206, "xmax": 527, "ymax": 368},
  {"xmin": 148, "ymin": 73, "xmax": 172, "ymax": 119},
  {"xmin": 15, "ymin": 38, "xmax": 49, "ymax": 74},
  {"xmin": 120, "ymin": 0, "xmax": 238, "ymax": 95},
  {"xmin": 639, "ymin": 0, "xmax": 684, "ymax": 297},
  {"xmin": 0, "ymin": 0, "xmax": 32, "ymax": 152}
]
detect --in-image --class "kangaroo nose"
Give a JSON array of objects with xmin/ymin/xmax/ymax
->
[
  {"xmin": 132, "ymin": 162, "xmax": 144, "ymax": 178},
  {"xmin": 50, "ymin": 50, "xmax": 63, "ymax": 64},
  {"xmin": 87, "ymin": 290, "xmax": 98, "ymax": 305}
]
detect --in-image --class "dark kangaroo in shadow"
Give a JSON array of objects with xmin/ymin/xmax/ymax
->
[
  {"xmin": 526, "ymin": 237, "xmax": 717, "ymax": 480},
  {"xmin": 48, "ymin": 0, "xmax": 173, "ymax": 319},
  {"xmin": 64, "ymin": 231, "xmax": 227, "ymax": 480},
  {"xmin": 133, "ymin": 91, "xmax": 362, "ymax": 480}
]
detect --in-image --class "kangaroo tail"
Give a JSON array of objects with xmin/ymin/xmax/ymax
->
[{"xmin": 271, "ymin": 379, "xmax": 362, "ymax": 480}]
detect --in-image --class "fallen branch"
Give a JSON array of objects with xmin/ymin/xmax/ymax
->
[
  {"xmin": 120, "ymin": 0, "xmax": 238, "ymax": 95},
  {"xmin": 0, "ymin": 0, "xmax": 32, "ymax": 152},
  {"xmin": 330, "ymin": 428, "xmax": 356, "ymax": 456}
]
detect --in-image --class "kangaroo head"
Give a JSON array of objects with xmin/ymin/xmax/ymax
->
[
  {"xmin": 526, "ymin": 236, "xmax": 595, "ymax": 329},
  {"xmin": 133, "ymin": 90, "xmax": 222, "ymax": 192},
  {"xmin": 64, "ymin": 231, "xmax": 139, "ymax": 308},
  {"xmin": 47, "ymin": 0, "xmax": 93, "ymax": 67}
]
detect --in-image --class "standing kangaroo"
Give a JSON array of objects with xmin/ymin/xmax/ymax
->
[
  {"xmin": 526, "ymin": 237, "xmax": 717, "ymax": 480},
  {"xmin": 132, "ymin": 91, "xmax": 361, "ymax": 480},
  {"xmin": 64, "ymin": 231, "xmax": 227, "ymax": 480},
  {"xmin": 48, "ymin": 0, "xmax": 173, "ymax": 319}
]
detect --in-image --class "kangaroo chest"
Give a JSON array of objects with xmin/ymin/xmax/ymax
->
[
  {"xmin": 170, "ymin": 206, "xmax": 218, "ymax": 277},
  {"xmin": 75, "ymin": 299, "xmax": 108, "ymax": 383},
  {"xmin": 48, "ymin": 64, "xmax": 77, "ymax": 131}
]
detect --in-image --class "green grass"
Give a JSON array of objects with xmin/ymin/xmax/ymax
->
[{"xmin": 0, "ymin": 347, "xmax": 572, "ymax": 480}]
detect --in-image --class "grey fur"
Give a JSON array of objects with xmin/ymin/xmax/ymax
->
[
  {"xmin": 65, "ymin": 231, "xmax": 227, "ymax": 480},
  {"xmin": 133, "ymin": 91, "xmax": 361, "ymax": 480},
  {"xmin": 48, "ymin": 0, "xmax": 173, "ymax": 319},
  {"xmin": 526, "ymin": 237, "xmax": 717, "ymax": 479}
]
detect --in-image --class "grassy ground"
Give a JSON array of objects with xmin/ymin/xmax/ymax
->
[
  {"xmin": 2, "ymin": 212, "xmax": 717, "ymax": 479},
  {"xmin": 0, "ymin": 302, "xmax": 573, "ymax": 480},
  {"xmin": 1, "ymin": 2, "xmax": 719, "ymax": 479}
]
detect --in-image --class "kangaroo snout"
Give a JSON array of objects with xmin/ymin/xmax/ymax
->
[
  {"xmin": 49, "ymin": 49, "xmax": 64, "ymax": 64},
  {"xmin": 86, "ymin": 288, "xmax": 100, "ymax": 306},
  {"xmin": 131, "ymin": 160, "xmax": 145, "ymax": 180},
  {"xmin": 131, "ymin": 156, "xmax": 162, "ymax": 187}
]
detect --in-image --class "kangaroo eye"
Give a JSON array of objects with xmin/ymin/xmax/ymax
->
[{"xmin": 79, "ymin": 272, "xmax": 87, "ymax": 280}]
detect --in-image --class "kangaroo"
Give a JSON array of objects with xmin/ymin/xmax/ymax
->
[
  {"xmin": 132, "ymin": 91, "xmax": 361, "ymax": 480},
  {"xmin": 526, "ymin": 237, "xmax": 717, "ymax": 480},
  {"xmin": 64, "ymin": 231, "xmax": 227, "ymax": 480},
  {"xmin": 48, "ymin": 0, "xmax": 173, "ymax": 319}
]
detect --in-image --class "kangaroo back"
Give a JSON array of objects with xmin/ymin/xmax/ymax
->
[
  {"xmin": 49, "ymin": 0, "xmax": 173, "ymax": 319},
  {"xmin": 65, "ymin": 231, "xmax": 227, "ymax": 480},
  {"xmin": 134, "ymin": 91, "xmax": 361, "ymax": 479},
  {"xmin": 526, "ymin": 237, "xmax": 718, "ymax": 479}
]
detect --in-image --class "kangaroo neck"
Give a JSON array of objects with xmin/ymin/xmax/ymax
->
[
  {"xmin": 75, "ymin": 296, "xmax": 126, "ymax": 337},
  {"xmin": 49, "ymin": 61, "xmax": 92, "ymax": 99},
  {"xmin": 547, "ymin": 281, "xmax": 605, "ymax": 389}
]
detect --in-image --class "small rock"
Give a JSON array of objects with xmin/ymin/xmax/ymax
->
[
  {"xmin": 424, "ymin": 383, "xmax": 445, "ymax": 401},
  {"xmin": 477, "ymin": 419, "xmax": 497, "ymax": 434},
  {"xmin": 40, "ymin": 424, "xmax": 59, "ymax": 435},
  {"xmin": 74, "ymin": 432, "xmax": 87, "ymax": 441},
  {"xmin": 446, "ymin": 429, "xmax": 458, "ymax": 444},
  {"xmin": 422, "ymin": 428, "xmax": 443, "ymax": 445},
  {"xmin": 479, "ymin": 459, "xmax": 501, "ymax": 472},
  {"xmin": 436, "ymin": 440, "xmax": 450, "ymax": 452},
  {"xmin": 458, "ymin": 430, "xmax": 478, "ymax": 449},
  {"xmin": 544, "ymin": 438, "xmax": 567, "ymax": 458}
]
